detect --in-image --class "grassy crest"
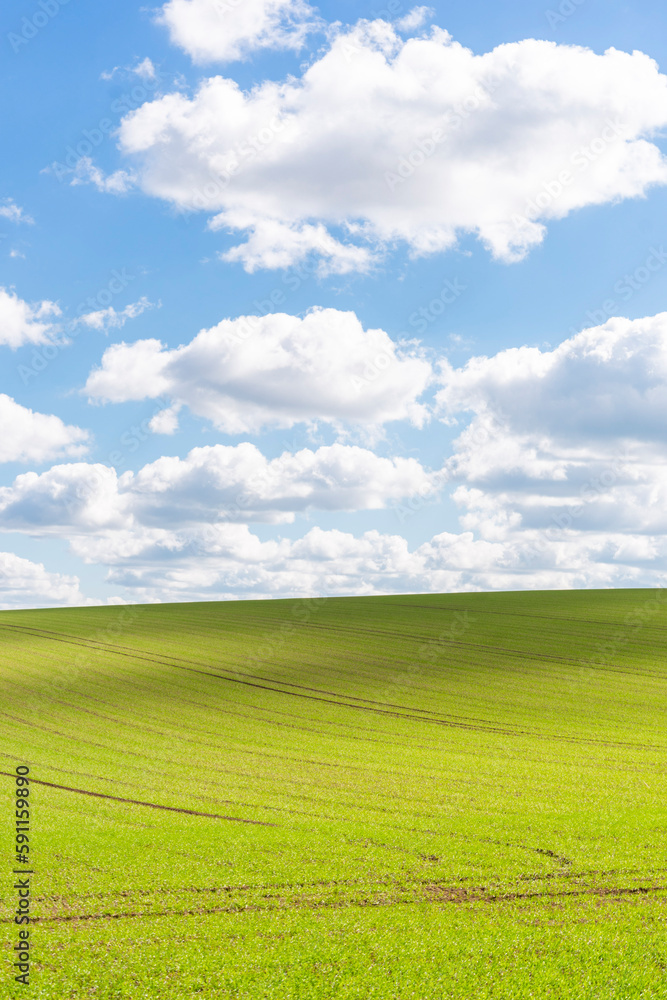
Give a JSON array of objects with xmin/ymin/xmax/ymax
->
[{"xmin": 1, "ymin": 590, "xmax": 666, "ymax": 998}]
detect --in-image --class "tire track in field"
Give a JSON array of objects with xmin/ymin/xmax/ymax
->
[
  {"xmin": 3, "ymin": 702, "xmax": 487, "ymax": 827},
  {"xmin": 2, "ymin": 620, "xmax": 496, "ymax": 723},
  {"xmin": 0, "ymin": 622, "xmax": 538, "ymax": 739},
  {"xmin": 41, "ymin": 695, "xmax": 486, "ymax": 813},
  {"xmin": 2, "ymin": 690, "xmax": 458, "ymax": 797},
  {"xmin": 31, "ymin": 863, "xmax": 667, "ymax": 909},
  {"xmin": 0, "ymin": 770, "xmax": 275, "ymax": 826},
  {"xmin": 391, "ymin": 602, "xmax": 667, "ymax": 634},
  {"xmin": 44, "ymin": 683, "xmax": 459, "ymax": 756},
  {"xmin": 0, "ymin": 616, "xmax": 636, "ymax": 703},
  {"xmin": 2, "ymin": 737, "xmax": 466, "ymax": 829},
  {"xmin": 13, "ymin": 883, "xmax": 667, "ymax": 925},
  {"xmin": 214, "ymin": 607, "xmax": 667, "ymax": 684},
  {"xmin": 202, "ymin": 604, "xmax": 667, "ymax": 663},
  {"xmin": 0, "ymin": 620, "xmax": 597, "ymax": 743},
  {"xmin": 0, "ymin": 618, "xmax": 491, "ymax": 719},
  {"xmin": 1, "ymin": 620, "xmax": 663, "ymax": 749}
]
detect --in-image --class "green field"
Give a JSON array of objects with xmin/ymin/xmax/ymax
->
[{"xmin": 1, "ymin": 589, "xmax": 666, "ymax": 999}]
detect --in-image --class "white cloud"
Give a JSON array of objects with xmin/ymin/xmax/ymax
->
[
  {"xmin": 149, "ymin": 404, "xmax": 181, "ymax": 435},
  {"xmin": 157, "ymin": 0, "xmax": 318, "ymax": 64},
  {"xmin": 0, "ymin": 551, "xmax": 88, "ymax": 611},
  {"xmin": 133, "ymin": 57, "xmax": 157, "ymax": 81},
  {"xmin": 0, "ymin": 396, "xmax": 90, "ymax": 464},
  {"xmin": 433, "ymin": 313, "xmax": 667, "ymax": 547},
  {"xmin": 76, "ymin": 296, "xmax": 156, "ymax": 332},
  {"xmin": 111, "ymin": 24, "xmax": 667, "ymax": 270},
  {"xmin": 8, "ymin": 309, "xmax": 667, "ymax": 600},
  {"xmin": 217, "ymin": 218, "xmax": 376, "ymax": 275},
  {"xmin": 71, "ymin": 157, "xmax": 136, "ymax": 194},
  {"xmin": 101, "ymin": 57, "xmax": 158, "ymax": 82},
  {"xmin": 83, "ymin": 307, "xmax": 433, "ymax": 434},
  {"xmin": 84, "ymin": 338, "xmax": 171, "ymax": 403},
  {"xmin": 0, "ymin": 443, "xmax": 440, "ymax": 531},
  {"xmin": 0, "ymin": 287, "xmax": 61, "ymax": 348},
  {"xmin": 438, "ymin": 312, "xmax": 667, "ymax": 472},
  {"xmin": 36, "ymin": 522, "xmax": 667, "ymax": 602},
  {"xmin": 396, "ymin": 7, "xmax": 434, "ymax": 32},
  {"xmin": 0, "ymin": 200, "xmax": 33, "ymax": 225}
]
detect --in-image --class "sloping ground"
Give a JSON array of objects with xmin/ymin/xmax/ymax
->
[{"xmin": 1, "ymin": 590, "xmax": 666, "ymax": 998}]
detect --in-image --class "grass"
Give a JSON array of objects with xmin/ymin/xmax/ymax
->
[{"xmin": 1, "ymin": 588, "xmax": 666, "ymax": 998}]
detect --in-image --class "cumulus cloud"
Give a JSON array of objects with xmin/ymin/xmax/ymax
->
[
  {"xmin": 30, "ymin": 521, "xmax": 667, "ymax": 603},
  {"xmin": 156, "ymin": 0, "xmax": 318, "ymax": 64},
  {"xmin": 83, "ymin": 307, "xmax": 433, "ymax": 434},
  {"xmin": 111, "ymin": 24, "xmax": 667, "ymax": 270},
  {"xmin": 0, "ymin": 443, "xmax": 440, "ymax": 532},
  {"xmin": 7, "ymin": 309, "xmax": 667, "ymax": 600},
  {"xmin": 0, "ymin": 287, "xmax": 61, "ymax": 348},
  {"xmin": 435, "ymin": 312, "xmax": 667, "ymax": 543},
  {"xmin": 0, "ymin": 396, "xmax": 90, "ymax": 464},
  {"xmin": 0, "ymin": 551, "xmax": 89, "ymax": 610},
  {"xmin": 75, "ymin": 296, "xmax": 156, "ymax": 332}
]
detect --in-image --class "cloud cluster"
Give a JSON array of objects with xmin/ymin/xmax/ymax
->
[
  {"xmin": 84, "ymin": 307, "xmax": 432, "ymax": 434},
  {"xmin": 111, "ymin": 24, "xmax": 667, "ymax": 271},
  {"xmin": 8, "ymin": 303, "xmax": 667, "ymax": 600},
  {"xmin": 14, "ymin": 519, "xmax": 665, "ymax": 605},
  {"xmin": 0, "ymin": 443, "xmax": 440, "ymax": 532},
  {"xmin": 5, "ymin": 308, "xmax": 663, "ymax": 600},
  {"xmin": 156, "ymin": 0, "xmax": 318, "ymax": 64}
]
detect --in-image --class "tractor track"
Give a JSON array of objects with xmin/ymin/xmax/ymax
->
[
  {"xmin": 7, "ymin": 882, "xmax": 665, "ymax": 925},
  {"xmin": 0, "ymin": 621, "xmax": 661, "ymax": 750},
  {"xmin": 0, "ymin": 770, "xmax": 275, "ymax": 826}
]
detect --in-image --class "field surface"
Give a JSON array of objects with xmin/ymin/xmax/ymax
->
[{"xmin": 1, "ymin": 589, "xmax": 666, "ymax": 998}]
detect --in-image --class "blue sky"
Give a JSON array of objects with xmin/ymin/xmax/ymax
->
[{"xmin": 1, "ymin": 0, "xmax": 667, "ymax": 606}]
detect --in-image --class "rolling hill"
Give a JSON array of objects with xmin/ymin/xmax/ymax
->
[{"xmin": 1, "ymin": 589, "xmax": 666, "ymax": 998}]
